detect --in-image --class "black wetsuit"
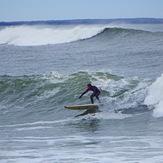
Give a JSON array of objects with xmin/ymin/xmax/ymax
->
[{"xmin": 79, "ymin": 85, "xmax": 100, "ymax": 104}]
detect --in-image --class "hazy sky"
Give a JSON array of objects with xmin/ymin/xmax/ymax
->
[{"xmin": 0, "ymin": 0, "xmax": 162, "ymax": 21}]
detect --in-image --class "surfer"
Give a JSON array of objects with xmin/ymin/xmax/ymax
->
[{"xmin": 79, "ymin": 84, "xmax": 101, "ymax": 104}]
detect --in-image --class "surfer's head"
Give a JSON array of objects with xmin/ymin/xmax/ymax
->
[{"xmin": 87, "ymin": 83, "xmax": 92, "ymax": 88}]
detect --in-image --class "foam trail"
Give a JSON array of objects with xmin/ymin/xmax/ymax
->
[
  {"xmin": 0, "ymin": 25, "xmax": 104, "ymax": 46},
  {"xmin": 144, "ymin": 74, "xmax": 163, "ymax": 118}
]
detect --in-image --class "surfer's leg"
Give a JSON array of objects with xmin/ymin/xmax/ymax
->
[
  {"xmin": 90, "ymin": 94, "xmax": 94, "ymax": 104},
  {"xmin": 95, "ymin": 91, "xmax": 101, "ymax": 103},
  {"xmin": 96, "ymin": 96, "xmax": 101, "ymax": 103}
]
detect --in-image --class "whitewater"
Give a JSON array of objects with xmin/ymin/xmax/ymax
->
[
  {"xmin": 0, "ymin": 25, "xmax": 105, "ymax": 46},
  {"xmin": 0, "ymin": 19, "xmax": 163, "ymax": 163}
]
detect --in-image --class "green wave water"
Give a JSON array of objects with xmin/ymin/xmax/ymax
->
[{"xmin": 0, "ymin": 71, "xmax": 151, "ymax": 125}]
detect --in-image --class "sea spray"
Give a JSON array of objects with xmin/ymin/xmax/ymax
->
[
  {"xmin": 144, "ymin": 74, "xmax": 163, "ymax": 118},
  {"xmin": 0, "ymin": 25, "xmax": 104, "ymax": 46}
]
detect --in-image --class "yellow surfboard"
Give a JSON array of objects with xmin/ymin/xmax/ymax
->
[{"xmin": 64, "ymin": 104, "xmax": 98, "ymax": 110}]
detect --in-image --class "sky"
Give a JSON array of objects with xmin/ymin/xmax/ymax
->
[{"xmin": 0, "ymin": 0, "xmax": 163, "ymax": 22}]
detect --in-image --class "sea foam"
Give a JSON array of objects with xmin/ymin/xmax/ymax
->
[{"xmin": 144, "ymin": 74, "xmax": 163, "ymax": 118}]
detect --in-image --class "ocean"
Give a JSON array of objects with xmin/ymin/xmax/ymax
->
[{"xmin": 0, "ymin": 19, "xmax": 163, "ymax": 163}]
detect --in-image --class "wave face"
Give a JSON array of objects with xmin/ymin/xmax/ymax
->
[
  {"xmin": 0, "ymin": 71, "xmax": 151, "ymax": 125},
  {"xmin": 0, "ymin": 23, "xmax": 163, "ymax": 46}
]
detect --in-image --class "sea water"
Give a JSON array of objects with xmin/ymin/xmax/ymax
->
[{"xmin": 0, "ymin": 19, "xmax": 163, "ymax": 163}]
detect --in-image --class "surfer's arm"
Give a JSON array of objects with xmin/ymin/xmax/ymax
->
[{"xmin": 79, "ymin": 89, "xmax": 89, "ymax": 99}]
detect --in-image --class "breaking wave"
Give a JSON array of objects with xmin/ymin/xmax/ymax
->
[
  {"xmin": 0, "ymin": 24, "xmax": 162, "ymax": 46},
  {"xmin": 0, "ymin": 25, "xmax": 104, "ymax": 46}
]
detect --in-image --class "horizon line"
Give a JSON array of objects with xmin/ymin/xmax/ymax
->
[{"xmin": 0, "ymin": 17, "xmax": 163, "ymax": 23}]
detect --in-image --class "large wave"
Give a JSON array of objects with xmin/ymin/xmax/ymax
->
[{"xmin": 0, "ymin": 24, "xmax": 162, "ymax": 46}]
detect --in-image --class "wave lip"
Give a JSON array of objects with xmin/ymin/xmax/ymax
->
[{"xmin": 0, "ymin": 25, "xmax": 104, "ymax": 46}]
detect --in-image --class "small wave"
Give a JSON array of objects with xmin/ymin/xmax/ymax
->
[{"xmin": 144, "ymin": 74, "xmax": 163, "ymax": 118}]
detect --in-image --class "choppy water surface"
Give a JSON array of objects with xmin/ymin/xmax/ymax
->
[{"xmin": 0, "ymin": 20, "xmax": 163, "ymax": 162}]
